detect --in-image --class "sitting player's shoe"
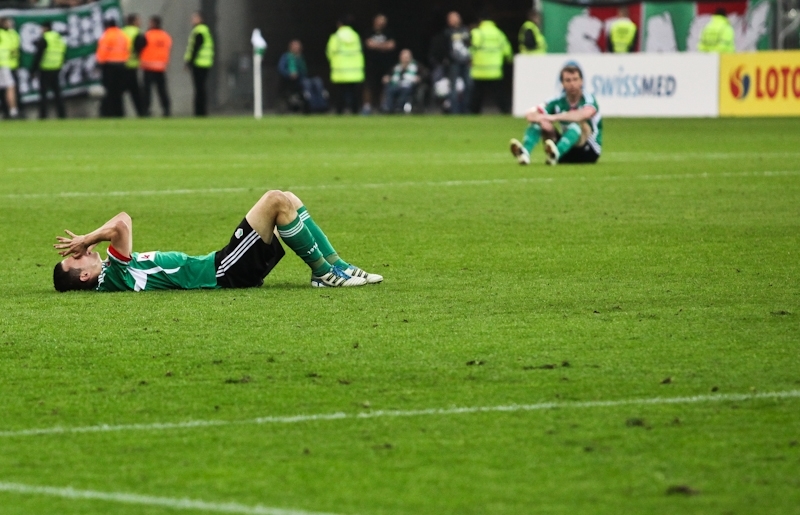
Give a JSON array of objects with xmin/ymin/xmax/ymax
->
[
  {"xmin": 544, "ymin": 139, "xmax": 559, "ymax": 165},
  {"xmin": 311, "ymin": 266, "xmax": 367, "ymax": 287},
  {"xmin": 509, "ymin": 138, "xmax": 530, "ymax": 165},
  {"xmin": 346, "ymin": 265, "xmax": 383, "ymax": 284}
]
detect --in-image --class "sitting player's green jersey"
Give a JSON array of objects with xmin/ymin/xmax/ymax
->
[
  {"xmin": 97, "ymin": 246, "xmax": 219, "ymax": 292},
  {"xmin": 542, "ymin": 91, "xmax": 603, "ymax": 153}
]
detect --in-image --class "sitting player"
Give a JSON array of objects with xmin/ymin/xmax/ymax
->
[
  {"xmin": 53, "ymin": 189, "xmax": 382, "ymax": 292},
  {"xmin": 510, "ymin": 63, "xmax": 602, "ymax": 166}
]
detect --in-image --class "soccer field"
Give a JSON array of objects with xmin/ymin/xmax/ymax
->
[{"xmin": 1, "ymin": 115, "xmax": 799, "ymax": 515}]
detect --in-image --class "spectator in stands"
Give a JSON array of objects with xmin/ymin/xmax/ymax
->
[
  {"xmin": 382, "ymin": 48, "xmax": 420, "ymax": 114},
  {"xmin": 122, "ymin": 13, "xmax": 146, "ymax": 116},
  {"xmin": 469, "ymin": 9, "xmax": 512, "ymax": 114},
  {"xmin": 518, "ymin": 10, "xmax": 547, "ymax": 54},
  {"xmin": 607, "ymin": 7, "xmax": 637, "ymax": 53},
  {"xmin": 31, "ymin": 21, "xmax": 67, "ymax": 119},
  {"xmin": 698, "ymin": 8, "xmax": 735, "ymax": 53},
  {"xmin": 326, "ymin": 14, "xmax": 364, "ymax": 115},
  {"xmin": 442, "ymin": 11, "xmax": 471, "ymax": 114},
  {"xmin": 140, "ymin": 15, "xmax": 172, "ymax": 117},
  {"xmin": 278, "ymin": 39, "xmax": 307, "ymax": 111},
  {"xmin": 363, "ymin": 14, "xmax": 396, "ymax": 114}
]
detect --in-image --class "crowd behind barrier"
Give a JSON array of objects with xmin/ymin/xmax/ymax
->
[{"xmin": 0, "ymin": 0, "xmax": 791, "ymax": 120}]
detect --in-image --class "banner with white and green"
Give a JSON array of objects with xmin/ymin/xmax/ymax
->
[
  {"xmin": 542, "ymin": 0, "xmax": 772, "ymax": 54},
  {"xmin": 0, "ymin": 0, "xmax": 122, "ymax": 103}
]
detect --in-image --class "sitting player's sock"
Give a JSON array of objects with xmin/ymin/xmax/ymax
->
[
  {"xmin": 523, "ymin": 123, "xmax": 541, "ymax": 153},
  {"xmin": 556, "ymin": 123, "xmax": 582, "ymax": 156},
  {"xmin": 296, "ymin": 206, "xmax": 351, "ymax": 269},
  {"xmin": 276, "ymin": 216, "xmax": 331, "ymax": 276}
]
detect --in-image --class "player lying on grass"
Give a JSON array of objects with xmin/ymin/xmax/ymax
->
[
  {"xmin": 510, "ymin": 63, "xmax": 603, "ymax": 166},
  {"xmin": 53, "ymin": 189, "xmax": 382, "ymax": 292}
]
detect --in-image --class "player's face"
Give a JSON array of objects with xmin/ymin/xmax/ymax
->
[
  {"xmin": 61, "ymin": 251, "xmax": 102, "ymax": 277},
  {"xmin": 561, "ymin": 72, "xmax": 583, "ymax": 98}
]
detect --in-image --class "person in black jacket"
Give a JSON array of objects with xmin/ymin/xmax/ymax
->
[{"xmin": 30, "ymin": 21, "xmax": 66, "ymax": 119}]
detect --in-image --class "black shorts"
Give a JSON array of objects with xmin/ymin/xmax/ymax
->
[
  {"xmin": 555, "ymin": 135, "xmax": 600, "ymax": 164},
  {"xmin": 214, "ymin": 218, "xmax": 285, "ymax": 288}
]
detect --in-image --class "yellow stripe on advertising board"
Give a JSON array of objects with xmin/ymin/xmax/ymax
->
[{"xmin": 720, "ymin": 50, "xmax": 800, "ymax": 116}]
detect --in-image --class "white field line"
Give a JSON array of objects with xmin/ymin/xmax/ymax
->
[
  {"xmin": 1, "ymin": 390, "xmax": 797, "ymax": 439},
  {"xmin": 2, "ymin": 170, "xmax": 799, "ymax": 201},
  {"xmin": 0, "ymin": 482, "xmax": 341, "ymax": 515}
]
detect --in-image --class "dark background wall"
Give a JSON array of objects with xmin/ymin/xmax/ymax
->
[{"xmin": 248, "ymin": 0, "xmax": 534, "ymax": 108}]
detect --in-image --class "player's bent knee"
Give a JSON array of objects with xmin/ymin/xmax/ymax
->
[{"xmin": 282, "ymin": 191, "xmax": 303, "ymax": 209}]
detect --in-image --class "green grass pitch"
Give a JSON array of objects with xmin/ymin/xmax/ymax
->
[{"xmin": 0, "ymin": 115, "xmax": 799, "ymax": 515}]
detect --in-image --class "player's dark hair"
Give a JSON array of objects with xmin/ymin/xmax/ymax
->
[
  {"xmin": 561, "ymin": 64, "xmax": 583, "ymax": 81},
  {"xmin": 104, "ymin": 18, "xmax": 117, "ymax": 28},
  {"xmin": 715, "ymin": 7, "xmax": 727, "ymax": 16},
  {"xmin": 150, "ymin": 15, "xmax": 162, "ymax": 29},
  {"xmin": 41, "ymin": 21, "xmax": 52, "ymax": 30},
  {"xmin": 126, "ymin": 13, "xmax": 139, "ymax": 25},
  {"xmin": 53, "ymin": 263, "xmax": 97, "ymax": 292}
]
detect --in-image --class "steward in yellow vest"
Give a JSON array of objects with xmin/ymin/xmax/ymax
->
[
  {"xmin": 185, "ymin": 18, "xmax": 214, "ymax": 68},
  {"xmin": 698, "ymin": 9, "xmax": 735, "ymax": 53},
  {"xmin": 31, "ymin": 21, "xmax": 67, "ymax": 119},
  {"xmin": 607, "ymin": 7, "xmax": 637, "ymax": 53},
  {"xmin": 185, "ymin": 12, "xmax": 214, "ymax": 116},
  {"xmin": 122, "ymin": 14, "xmax": 147, "ymax": 116},
  {"xmin": 0, "ymin": 17, "xmax": 21, "ymax": 118},
  {"xmin": 518, "ymin": 11, "xmax": 547, "ymax": 54},
  {"xmin": 469, "ymin": 13, "xmax": 512, "ymax": 114},
  {"xmin": 470, "ymin": 18, "xmax": 512, "ymax": 80},
  {"xmin": 326, "ymin": 20, "xmax": 364, "ymax": 84},
  {"xmin": 326, "ymin": 15, "xmax": 364, "ymax": 114}
]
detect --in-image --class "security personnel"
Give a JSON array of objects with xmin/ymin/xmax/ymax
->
[
  {"xmin": 518, "ymin": 10, "xmax": 547, "ymax": 54},
  {"xmin": 96, "ymin": 18, "xmax": 130, "ymax": 117},
  {"xmin": 122, "ymin": 13, "xmax": 147, "ymax": 116},
  {"xmin": 31, "ymin": 21, "xmax": 67, "ymax": 119},
  {"xmin": 0, "ymin": 17, "xmax": 19, "ymax": 118},
  {"xmin": 1, "ymin": 17, "xmax": 22, "ymax": 118},
  {"xmin": 469, "ymin": 10, "xmax": 512, "ymax": 114},
  {"xmin": 607, "ymin": 7, "xmax": 637, "ymax": 53},
  {"xmin": 698, "ymin": 8, "xmax": 735, "ymax": 53},
  {"xmin": 140, "ymin": 15, "xmax": 172, "ymax": 117},
  {"xmin": 325, "ymin": 14, "xmax": 364, "ymax": 114},
  {"xmin": 184, "ymin": 11, "xmax": 214, "ymax": 116}
]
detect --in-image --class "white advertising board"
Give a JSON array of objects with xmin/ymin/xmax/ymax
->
[{"xmin": 513, "ymin": 53, "xmax": 720, "ymax": 117}]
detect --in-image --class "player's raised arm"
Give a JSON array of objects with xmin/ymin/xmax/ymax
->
[{"xmin": 54, "ymin": 212, "xmax": 132, "ymax": 258}]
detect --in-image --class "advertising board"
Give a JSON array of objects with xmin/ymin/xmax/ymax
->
[
  {"xmin": 513, "ymin": 53, "xmax": 720, "ymax": 117},
  {"xmin": 720, "ymin": 50, "xmax": 800, "ymax": 116}
]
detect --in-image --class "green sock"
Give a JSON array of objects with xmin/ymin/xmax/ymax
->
[
  {"xmin": 556, "ymin": 123, "xmax": 582, "ymax": 156},
  {"xmin": 276, "ymin": 215, "xmax": 331, "ymax": 276},
  {"xmin": 523, "ymin": 123, "xmax": 541, "ymax": 153},
  {"xmin": 296, "ymin": 206, "xmax": 351, "ymax": 269}
]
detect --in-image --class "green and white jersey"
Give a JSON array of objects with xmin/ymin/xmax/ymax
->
[
  {"xmin": 97, "ymin": 246, "xmax": 219, "ymax": 292},
  {"xmin": 540, "ymin": 91, "xmax": 603, "ymax": 154}
]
